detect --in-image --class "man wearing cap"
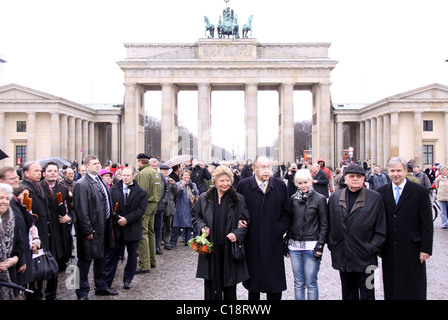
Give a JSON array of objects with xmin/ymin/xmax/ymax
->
[
  {"xmin": 327, "ymin": 163, "xmax": 386, "ymax": 300},
  {"xmin": 135, "ymin": 153, "xmax": 161, "ymax": 273}
]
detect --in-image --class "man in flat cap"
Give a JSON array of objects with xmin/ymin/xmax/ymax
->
[
  {"xmin": 135, "ymin": 153, "xmax": 161, "ymax": 273},
  {"xmin": 327, "ymin": 164, "xmax": 386, "ymax": 300}
]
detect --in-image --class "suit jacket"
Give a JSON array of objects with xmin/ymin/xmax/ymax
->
[
  {"xmin": 377, "ymin": 179, "xmax": 434, "ymax": 300},
  {"xmin": 110, "ymin": 180, "xmax": 147, "ymax": 243},
  {"xmin": 73, "ymin": 174, "xmax": 116, "ymax": 260}
]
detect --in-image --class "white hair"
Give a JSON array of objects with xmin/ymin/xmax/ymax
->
[
  {"xmin": 0, "ymin": 183, "xmax": 13, "ymax": 199},
  {"xmin": 386, "ymin": 157, "xmax": 407, "ymax": 171}
]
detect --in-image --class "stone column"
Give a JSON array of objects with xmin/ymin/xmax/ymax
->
[
  {"xmin": 312, "ymin": 83, "xmax": 332, "ymax": 166},
  {"xmin": 336, "ymin": 117, "xmax": 344, "ymax": 167},
  {"xmin": 245, "ymin": 83, "xmax": 258, "ymax": 161},
  {"xmin": 383, "ymin": 114, "xmax": 391, "ymax": 165},
  {"xmin": 161, "ymin": 83, "xmax": 179, "ymax": 162},
  {"xmin": 82, "ymin": 120, "xmax": 89, "ymax": 161},
  {"xmin": 111, "ymin": 120, "xmax": 119, "ymax": 163},
  {"xmin": 51, "ymin": 113, "xmax": 60, "ymax": 157},
  {"xmin": 123, "ymin": 84, "xmax": 138, "ymax": 166},
  {"xmin": 390, "ymin": 112, "xmax": 399, "ymax": 157},
  {"xmin": 68, "ymin": 116, "xmax": 75, "ymax": 161},
  {"xmin": 359, "ymin": 121, "xmax": 365, "ymax": 163},
  {"xmin": 27, "ymin": 112, "xmax": 37, "ymax": 161},
  {"xmin": 88, "ymin": 121, "xmax": 95, "ymax": 155},
  {"xmin": 370, "ymin": 117, "xmax": 377, "ymax": 164},
  {"xmin": 376, "ymin": 116, "xmax": 383, "ymax": 167},
  {"xmin": 365, "ymin": 119, "xmax": 371, "ymax": 161},
  {"xmin": 414, "ymin": 111, "xmax": 422, "ymax": 165},
  {"xmin": 0, "ymin": 113, "xmax": 4, "ymax": 166},
  {"xmin": 60, "ymin": 114, "xmax": 68, "ymax": 159},
  {"xmin": 198, "ymin": 83, "xmax": 212, "ymax": 162},
  {"xmin": 75, "ymin": 118, "xmax": 82, "ymax": 163},
  {"xmin": 278, "ymin": 83, "xmax": 294, "ymax": 163}
]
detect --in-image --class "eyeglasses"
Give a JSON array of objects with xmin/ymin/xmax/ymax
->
[
  {"xmin": 5, "ymin": 176, "xmax": 19, "ymax": 181},
  {"xmin": 255, "ymin": 165, "xmax": 272, "ymax": 172}
]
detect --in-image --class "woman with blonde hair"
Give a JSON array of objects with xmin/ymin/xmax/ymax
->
[
  {"xmin": 191, "ymin": 165, "xmax": 250, "ymax": 300},
  {"xmin": 287, "ymin": 169, "xmax": 328, "ymax": 300}
]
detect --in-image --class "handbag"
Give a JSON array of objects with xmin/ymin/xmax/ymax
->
[
  {"xmin": 32, "ymin": 248, "xmax": 59, "ymax": 281},
  {"xmin": 231, "ymin": 241, "xmax": 245, "ymax": 262}
]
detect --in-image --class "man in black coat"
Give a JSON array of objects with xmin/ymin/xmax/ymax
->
[
  {"xmin": 73, "ymin": 155, "xmax": 118, "ymax": 299},
  {"xmin": 377, "ymin": 157, "xmax": 433, "ymax": 300},
  {"xmin": 21, "ymin": 161, "xmax": 54, "ymax": 300},
  {"xmin": 105, "ymin": 167, "xmax": 147, "ymax": 290},
  {"xmin": 237, "ymin": 156, "xmax": 290, "ymax": 300},
  {"xmin": 327, "ymin": 164, "xmax": 386, "ymax": 300},
  {"xmin": 188, "ymin": 157, "xmax": 211, "ymax": 194},
  {"xmin": 312, "ymin": 163, "xmax": 330, "ymax": 198}
]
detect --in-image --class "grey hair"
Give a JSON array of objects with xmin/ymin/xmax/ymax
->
[
  {"xmin": 0, "ymin": 183, "xmax": 13, "ymax": 199},
  {"xmin": 149, "ymin": 158, "xmax": 158, "ymax": 164},
  {"xmin": 386, "ymin": 157, "xmax": 407, "ymax": 171}
]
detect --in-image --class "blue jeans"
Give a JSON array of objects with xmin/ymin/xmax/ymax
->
[
  {"xmin": 289, "ymin": 250, "xmax": 321, "ymax": 300},
  {"xmin": 440, "ymin": 201, "xmax": 448, "ymax": 228}
]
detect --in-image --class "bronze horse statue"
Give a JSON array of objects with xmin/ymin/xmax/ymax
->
[
  {"xmin": 204, "ymin": 16, "xmax": 215, "ymax": 38},
  {"xmin": 242, "ymin": 15, "xmax": 253, "ymax": 38}
]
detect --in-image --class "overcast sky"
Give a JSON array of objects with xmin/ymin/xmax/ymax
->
[{"xmin": 1, "ymin": 0, "xmax": 447, "ymax": 155}]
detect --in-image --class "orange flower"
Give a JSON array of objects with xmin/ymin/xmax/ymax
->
[{"xmin": 200, "ymin": 245, "xmax": 209, "ymax": 252}]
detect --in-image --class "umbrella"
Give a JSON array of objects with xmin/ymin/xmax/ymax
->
[
  {"xmin": 165, "ymin": 154, "xmax": 191, "ymax": 167},
  {"xmin": 0, "ymin": 149, "xmax": 8, "ymax": 160},
  {"xmin": 0, "ymin": 278, "xmax": 34, "ymax": 293},
  {"xmin": 38, "ymin": 157, "xmax": 71, "ymax": 168}
]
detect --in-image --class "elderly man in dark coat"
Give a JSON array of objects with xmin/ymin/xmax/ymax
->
[
  {"xmin": 327, "ymin": 164, "xmax": 386, "ymax": 300},
  {"xmin": 311, "ymin": 163, "xmax": 330, "ymax": 198},
  {"xmin": 73, "ymin": 155, "xmax": 118, "ymax": 299},
  {"xmin": 237, "ymin": 156, "xmax": 290, "ymax": 300},
  {"xmin": 377, "ymin": 157, "xmax": 433, "ymax": 300}
]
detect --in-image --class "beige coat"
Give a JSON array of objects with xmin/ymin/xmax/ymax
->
[{"xmin": 436, "ymin": 175, "xmax": 448, "ymax": 201}]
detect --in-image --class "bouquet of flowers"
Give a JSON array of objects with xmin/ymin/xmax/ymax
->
[{"xmin": 187, "ymin": 227, "xmax": 213, "ymax": 254}]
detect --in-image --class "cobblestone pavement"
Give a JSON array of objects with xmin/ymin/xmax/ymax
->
[{"xmin": 55, "ymin": 213, "xmax": 448, "ymax": 300}]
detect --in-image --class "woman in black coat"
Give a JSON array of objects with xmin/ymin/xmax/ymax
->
[{"xmin": 191, "ymin": 166, "xmax": 250, "ymax": 300}]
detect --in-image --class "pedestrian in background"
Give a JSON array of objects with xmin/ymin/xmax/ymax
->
[
  {"xmin": 311, "ymin": 163, "xmax": 329, "ymax": 198},
  {"xmin": 435, "ymin": 166, "xmax": 448, "ymax": 229},
  {"xmin": 135, "ymin": 153, "xmax": 161, "ymax": 274}
]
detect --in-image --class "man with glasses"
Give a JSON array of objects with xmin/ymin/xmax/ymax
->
[{"xmin": 237, "ymin": 156, "xmax": 290, "ymax": 300}]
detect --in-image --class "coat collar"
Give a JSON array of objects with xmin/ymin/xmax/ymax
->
[
  {"xmin": 339, "ymin": 186, "xmax": 367, "ymax": 214},
  {"xmin": 204, "ymin": 186, "xmax": 238, "ymax": 205}
]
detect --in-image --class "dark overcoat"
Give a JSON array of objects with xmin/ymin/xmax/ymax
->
[
  {"xmin": 327, "ymin": 187, "xmax": 386, "ymax": 272},
  {"xmin": 377, "ymin": 179, "xmax": 434, "ymax": 300},
  {"xmin": 236, "ymin": 176, "xmax": 290, "ymax": 293},
  {"xmin": 73, "ymin": 174, "xmax": 115, "ymax": 260},
  {"xmin": 191, "ymin": 187, "xmax": 250, "ymax": 287},
  {"xmin": 20, "ymin": 179, "xmax": 54, "ymax": 253},
  {"xmin": 110, "ymin": 180, "xmax": 148, "ymax": 243}
]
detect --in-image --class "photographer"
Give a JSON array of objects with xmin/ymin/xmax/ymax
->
[
  {"xmin": 232, "ymin": 168, "xmax": 241, "ymax": 189},
  {"xmin": 366, "ymin": 164, "xmax": 390, "ymax": 191},
  {"xmin": 284, "ymin": 163, "xmax": 298, "ymax": 197}
]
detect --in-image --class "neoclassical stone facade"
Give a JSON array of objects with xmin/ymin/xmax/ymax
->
[
  {"xmin": 0, "ymin": 83, "xmax": 122, "ymax": 167},
  {"xmin": 117, "ymin": 38, "xmax": 338, "ymax": 166},
  {"xmin": 333, "ymin": 83, "xmax": 448, "ymax": 169}
]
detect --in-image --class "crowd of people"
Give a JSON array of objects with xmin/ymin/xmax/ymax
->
[{"xmin": 0, "ymin": 153, "xmax": 442, "ymax": 300}]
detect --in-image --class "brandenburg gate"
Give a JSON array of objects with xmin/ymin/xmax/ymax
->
[{"xmin": 117, "ymin": 38, "xmax": 337, "ymax": 165}]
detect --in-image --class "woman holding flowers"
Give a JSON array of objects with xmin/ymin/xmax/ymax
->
[{"xmin": 191, "ymin": 166, "xmax": 250, "ymax": 300}]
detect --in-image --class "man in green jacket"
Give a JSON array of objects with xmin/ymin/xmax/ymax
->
[{"xmin": 135, "ymin": 153, "xmax": 161, "ymax": 273}]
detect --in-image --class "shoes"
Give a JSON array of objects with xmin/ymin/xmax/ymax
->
[
  {"xmin": 165, "ymin": 244, "xmax": 173, "ymax": 250},
  {"xmin": 123, "ymin": 282, "xmax": 131, "ymax": 290},
  {"xmin": 156, "ymin": 248, "xmax": 163, "ymax": 255},
  {"xmin": 95, "ymin": 288, "xmax": 119, "ymax": 296},
  {"xmin": 135, "ymin": 268, "xmax": 150, "ymax": 274},
  {"xmin": 77, "ymin": 296, "xmax": 89, "ymax": 300}
]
